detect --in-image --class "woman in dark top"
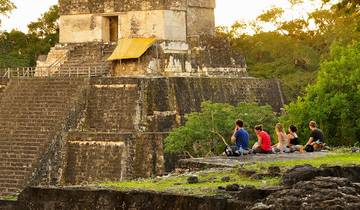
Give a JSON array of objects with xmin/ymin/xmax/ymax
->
[
  {"xmin": 288, "ymin": 125, "xmax": 299, "ymax": 146},
  {"xmin": 288, "ymin": 125, "xmax": 303, "ymax": 152}
]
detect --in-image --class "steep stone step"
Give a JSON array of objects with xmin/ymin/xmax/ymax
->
[
  {"xmin": 57, "ymin": 43, "xmax": 114, "ymax": 76},
  {"xmin": 0, "ymin": 77, "xmax": 89, "ymax": 196}
]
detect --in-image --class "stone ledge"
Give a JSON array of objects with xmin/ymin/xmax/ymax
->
[{"xmin": 177, "ymin": 152, "xmax": 329, "ymax": 171}]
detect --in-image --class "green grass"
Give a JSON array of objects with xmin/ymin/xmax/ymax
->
[
  {"xmin": 100, "ymin": 152, "xmax": 360, "ymax": 196},
  {"xmin": 244, "ymin": 152, "xmax": 360, "ymax": 173},
  {"xmin": 101, "ymin": 169, "xmax": 279, "ymax": 196},
  {"xmin": 0, "ymin": 194, "xmax": 18, "ymax": 201}
]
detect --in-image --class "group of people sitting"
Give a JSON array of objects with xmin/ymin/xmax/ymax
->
[{"xmin": 228, "ymin": 120, "xmax": 325, "ymax": 156}]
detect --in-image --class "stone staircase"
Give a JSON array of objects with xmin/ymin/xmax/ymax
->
[
  {"xmin": 0, "ymin": 78, "xmax": 89, "ymax": 196},
  {"xmin": 57, "ymin": 43, "xmax": 116, "ymax": 77}
]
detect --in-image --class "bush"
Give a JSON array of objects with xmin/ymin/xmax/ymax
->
[
  {"xmin": 164, "ymin": 102, "xmax": 278, "ymax": 157},
  {"xmin": 281, "ymin": 42, "xmax": 360, "ymax": 146}
]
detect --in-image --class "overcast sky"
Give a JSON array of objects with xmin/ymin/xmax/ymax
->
[{"xmin": 0, "ymin": 0, "xmax": 321, "ymax": 32}]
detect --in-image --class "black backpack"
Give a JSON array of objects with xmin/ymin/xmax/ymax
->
[
  {"xmin": 305, "ymin": 144, "xmax": 314, "ymax": 152},
  {"xmin": 225, "ymin": 145, "xmax": 241, "ymax": 156}
]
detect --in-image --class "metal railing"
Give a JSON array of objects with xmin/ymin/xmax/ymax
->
[
  {"xmin": 1, "ymin": 67, "xmax": 36, "ymax": 78},
  {"xmin": 0, "ymin": 66, "xmax": 107, "ymax": 78}
]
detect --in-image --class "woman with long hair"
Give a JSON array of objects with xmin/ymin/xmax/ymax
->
[{"xmin": 274, "ymin": 123, "xmax": 289, "ymax": 152}]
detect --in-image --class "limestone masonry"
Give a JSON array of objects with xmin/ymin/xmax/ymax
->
[
  {"xmin": 37, "ymin": 0, "xmax": 246, "ymax": 77},
  {"xmin": 0, "ymin": 0, "xmax": 284, "ymax": 197}
]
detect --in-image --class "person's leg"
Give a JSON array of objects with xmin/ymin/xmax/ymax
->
[
  {"xmin": 297, "ymin": 145, "xmax": 305, "ymax": 153},
  {"xmin": 313, "ymin": 143, "xmax": 324, "ymax": 151},
  {"xmin": 252, "ymin": 143, "xmax": 259, "ymax": 150},
  {"xmin": 242, "ymin": 149, "xmax": 250, "ymax": 155},
  {"xmin": 273, "ymin": 146, "xmax": 280, "ymax": 153},
  {"xmin": 253, "ymin": 146, "xmax": 262, "ymax": 154}
]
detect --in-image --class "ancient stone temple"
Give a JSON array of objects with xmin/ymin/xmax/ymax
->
[
  {"xmin": 37, "ymin": 0, "xmax": 247, "ymax": 77},
  {"xmin": 0, "ymin": 0, "xmax": 284, "ymax": 197}
]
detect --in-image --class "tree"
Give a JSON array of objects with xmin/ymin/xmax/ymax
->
[
  {"xmin": 257, "ymin": 7, "xmax": 284, "ymax": 23},
  {"xmin": 332, "ymin": 0, "xmax": 360, "ymax": 14},
  {"xmin": 0, "ymin": 0, "xmax": 15, "ymax": 26},
  {"xmin": 215, "ymin": 0, "xmax": 360, "ymax": 102},
  {"xmin": 0, "ymin": 5, "xmax": 59, "ymax": 67},
  {"xmin": 281, "ymin": 42, "xmax": 360, "ymax": 146},
  {"xmin": 28, "ymin": 5, "xmax": 59, "ymax": 38},
  {"xmin": 164, "ymin": 102, "xmax": 278, "ymax": 157}
]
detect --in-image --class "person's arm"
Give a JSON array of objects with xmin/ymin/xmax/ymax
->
[
  {"xmin": 257, "ymin": 134, "xmax": 263, "ymax": 146},
  {"xmin": 231, "ymin": 132, "xmax": 236, "ymax": 143},
  {"xmin": 288, "ymin": 134, "xmax": 293, "ymax": 146},
  {"xmin": 231, "ymin": 128, "xmax": 237, "ymax": 143},
  {"xmin": 277, "ymin": 133, "xmax": 282, "ymax": 142},
  {"xmin": 306, "ymin": 130, "xmax": 315, "ymax": 145},
  {"xmin": 306, "ymin": 137, "xmax": 314, "ymax": 145}
]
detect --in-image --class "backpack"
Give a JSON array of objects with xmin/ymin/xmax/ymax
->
[
  {"xmin": 224, "ymin": 145, "xmax": 241, "ymax": 157},
  {"xmin": 305, "ymin": 144, "xmax": 314, "ymax": 152}
]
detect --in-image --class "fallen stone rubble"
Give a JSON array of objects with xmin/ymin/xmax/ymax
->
[
  {"xmin": 252, "ymin": 177, "xmax": 360, "ymax": 210},
  {"xmin": 250, "ymin": 165, "xmax": 360, "ymax": 210}
]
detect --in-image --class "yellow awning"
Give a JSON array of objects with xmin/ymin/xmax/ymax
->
[{"xmin": 107, "ymin": 38, "xmax": 157, "ymax": 61}]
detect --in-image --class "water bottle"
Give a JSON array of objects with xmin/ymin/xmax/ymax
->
[{"xmin": 239, "ymin": 146, "xmax": 244, "ymax": 156}]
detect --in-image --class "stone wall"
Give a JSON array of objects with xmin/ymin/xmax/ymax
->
[
  {"xmin": 8, "ymin": 165, "xmax": 360, "ymax": 210},
  {"xmin": 84, "ymin": 79, "xmax": 142, "ymax": 132},
  {"xmin": 187, "ymin": 8, "xmax": 215, "ymax": 36},
  {"xmin": 16, "ymin": 187, "xmax": 246, "ymax": 210},
  {"xmin": 59, "ymin": 77, "xmax": 283, "ymax": 184},
  {"xmin": 0, "ymin": 200, "xmax": 16, "ymax": 210},
  {"xmin": 58, "ymin": 0, "xmax": 215, "ymax": 43},
  {"xmin": 84, "ymin": 77, "xmax": 283, "ymax": 133},
  {"xmin": 118, "ymin": 10, "xmax": 186, "ymax": 41},
  {"xmin": 58, "ymin": 0, "xmax": 215, "ymax": 15},
  {"xmin": 59, "ymin": 14, "xmax": 105, "ymax": 43},
  {"xmin": 64, "ymin": 132, "xmax": 166, "ymax": 185},
  {"xmin": 59, "ymin": 10, "xmax": 187, "ymax": 43},
  {"xmin": 59, "ymin": 0, "xmax": 188, "ymax": 15}
]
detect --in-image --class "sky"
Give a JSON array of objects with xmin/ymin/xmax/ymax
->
[{"xmin": 0, "ymin": 0, "xmax": 322, "ymax": 32}]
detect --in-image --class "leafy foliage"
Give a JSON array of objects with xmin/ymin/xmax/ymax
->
[
  {"xmin": 257, "ymin": 7, "xmax": 284, "ymax": 23},
  {"xmin": 0, "ymin": 0, "xmax": 15, "ymax": 27},
  {"xmin": 0, "ymin": 0, "xmax": 15, "ymax": 17},
  {"xmin": 164, "ymin": 102, "xmax": 278, "ymax": 157},
  {"xmin": 0, "ymin": 5, "xmax": 59, "ymax": 67},
  {"xmin": 281, "ymin": 42, "xmax": 360, "ymax": 146},
  {"xmin": 28, "ymin": 5, "xmax": 59, "ymax": 37},
  {"xmin": 216, "ymin": 0, "xmax": 360, "ymax": 102}
]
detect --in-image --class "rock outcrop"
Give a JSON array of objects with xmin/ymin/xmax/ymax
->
[
  {"xmin": 253, "ymin": 177, "xmax": 360, "ymax": 210},
  {"xmin": 282, "ymin": 165, "xmax": 360, "ymax": 186}
]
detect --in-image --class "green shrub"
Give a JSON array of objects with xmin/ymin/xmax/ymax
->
[
  {"xmin": 281, "ymin": 42, "xmax": 360, "ymax": 146},
  {"xmin": 164, "ymin": 102, "xmax": 278, "ymax": 157}
]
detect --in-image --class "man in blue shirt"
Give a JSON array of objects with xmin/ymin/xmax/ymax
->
[{"xmin": 231, "ymin": 120, "xmax": 249, "ymax": 153}]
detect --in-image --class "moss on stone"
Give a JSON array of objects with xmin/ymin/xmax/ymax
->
[{"xmin": 101, "ymin": 168, "xmax": 279, "ymax": 195}]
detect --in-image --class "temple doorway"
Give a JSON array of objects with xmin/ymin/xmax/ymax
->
[{"xmin": 108, "ymin": 16, "xmax": 118, "ymax": 42}]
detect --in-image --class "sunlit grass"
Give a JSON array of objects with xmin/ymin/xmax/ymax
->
[
  {"xmin": 100, "ymin": 152, "xmax": 360, "ymax": 195},
  {"xmin": 244, "ymin": 152, "xmax": 360, "ymax": 173},
  {"xmin": 101, "ymin": 169, "xmax": 279, "ymax": 196},
  {"xmin": 0, "ymin": 194, "xmax": 18, "ymax": 201}
]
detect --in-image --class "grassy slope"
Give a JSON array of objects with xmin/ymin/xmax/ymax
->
[{"xmin": 101, "ymin": 152, "xmax": 360, "ymax": 196}]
